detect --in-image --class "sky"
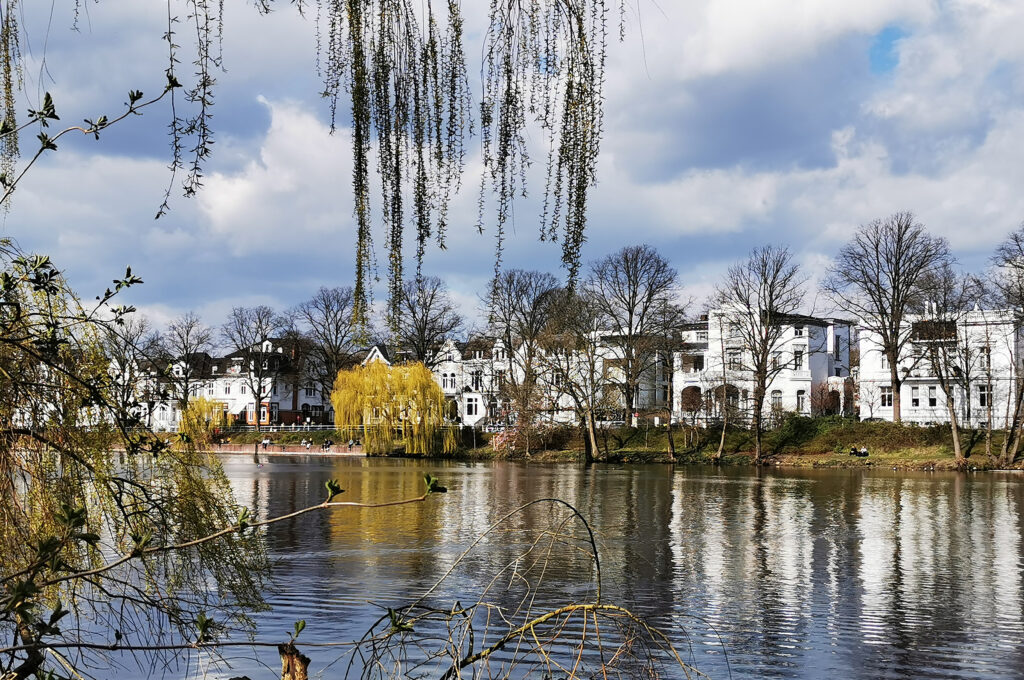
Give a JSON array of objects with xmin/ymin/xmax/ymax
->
[{"xmin": 5, "ymin": 0, "xmax": 1024, "ymax": 332}]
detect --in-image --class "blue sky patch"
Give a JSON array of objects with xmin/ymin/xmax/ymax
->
[{"xmin": 869, "ymin": 25, "xmax": 907, "ymax": 75}]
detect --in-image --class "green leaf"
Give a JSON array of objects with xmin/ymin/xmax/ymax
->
[
  {"xmin": 36, "ymin": 132, "xmax": 57, "ymax": 152},
  {"xmin": 292, "ymin": 619, "xmax": 306, "ymax": 640},
  {"xmin": 324, "ymin": 479, "xmax": 344, "ymax": 502},
  {"xmin": 423, "ymin": 473, "xmax": 447, "ymax": 494}
]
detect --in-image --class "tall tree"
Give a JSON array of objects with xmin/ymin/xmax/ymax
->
[
  {"xmin": 537, "ymin": 289, "xmax": 608, "ymax": 462},
  {"xmin": 99, "ymin": 314, "xmax": 163, "ymax": 427},
  {"xmin": 716, "ymin": 245, "xmax": 806, "ymax": 464},
  {"xmin": 486, "ymin": 269, "xmax": 560, "ymax": 446},
  {"xmin": 221, "ymin": 305, "xmax": 288, "ymax": 431},
  {"xmin": 393, "ymin": 276, "xmax": 464, "ymax": 368},
  {"xmin": 915, "ymin": 264, "xmax": 984, "ymax": 468},
  {"xmin": 292, "ymin": 287, "xmax": 359, "ymax": 401},
  {"xmin": 989, "ymin": 223, "xmax": 1024, "ymax": 466},
  {"xmin": 824, "ymin": 211, "xmax": 951, "ymax": 423},
  {"xmin": 162, "ymin": 311, "xmax": 215, "ymax": 412},
  {"xmin": 585, "ymin": 245, "xmax": 685, "ymax": 420}
]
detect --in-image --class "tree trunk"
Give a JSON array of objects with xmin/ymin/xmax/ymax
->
[
  {"xmin": 890, "ymin": 362, "xmax": 902, "ymax": 424},
  {"xmin": 714, "ymin": 402, "xmax": 727, "ymax": 464},
  {"xmin": 999, "ymin": 378, "xmax": 1024, "ymax": 467},
  {"xmin": 666, "ymin": 417, "xmax": 676, "ymax": 462},
  {"xmin": 752, "ymin": 399, "xmax": 764, "ymax": 465},
  {"xmin": 586, "ymin": 409, "xmax": 600, "ymax": 463},
  {"xmin": 944, "ymin": 389, "xmax": 964, "ymax": 468},
  {"xmin": 985, "ymin": 372, "xmax": 993, "ymax": 458},
  {"xmin": 279, "ymin": 642, "xmax": 311, "ymax": 680}
]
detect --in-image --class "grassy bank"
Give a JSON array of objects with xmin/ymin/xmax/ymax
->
[{"xmin": 216, "ymin": 418, "xmax": 1024, "ymax": 470}]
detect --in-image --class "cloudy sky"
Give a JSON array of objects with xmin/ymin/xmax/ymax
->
[{"xmin": 5, "ymin": 0, "xmax": 1024, "ymax": 330}]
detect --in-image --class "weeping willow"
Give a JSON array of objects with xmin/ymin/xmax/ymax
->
[
  {"xmin": 0, "ymin": 0, "xmax": 621, "ymax": 329},
  {"xmin": 178, "ymin": 396, "xmax": 226, "ymax": 437},
  {"xmin": 0, "ymin": 241, "xmax": 267, "ymax": 678},
  {"xmin": 332, "ymin": 360, "xmax": 456, "ymax": 455}
]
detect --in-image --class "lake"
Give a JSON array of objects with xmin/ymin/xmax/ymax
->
[{"xmin": 211, "ymin": 456, "xmax": 1024, "ymax": 679}]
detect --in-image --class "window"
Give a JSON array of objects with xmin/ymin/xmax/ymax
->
[
  {"xmin": 794, "ymin": 349, "xmax": 804, "ymax": 371},
  {"xmin": 834, "ymin": 337, "xmax": 841, "ymax": 360},
  {"xmin": 240, "ymin": 385, "xmax": 247, "ymax": 395},
  {"xmin": 929, "ymin": 386, "xmax": 937, "ymax": 407},
  {"xmin": 696, "ymin": 330, "xmax": 708, "ymax": 342},
  {"xmin": 471, "ymin": 370, "xmax": 483, "ymax": 391},
  {"xmin": 979, "ymin": 384, "xmax": 990, "ymax": 407},
  {"xmin": 911, "ymin": 387, "xmax": 919, "ymax": 407},
  {"xmin": 472, "ymin": 350, "xmax": 484, "ymax": 359},
  {"xmin": 465, "ymin": 397, "xmax": 479, "ymax": 416},
  {"xmin": 980, "ymin": 346, "xmax": 991, "ymax": 371},
  {"xmin": 661, "ymin": 385, "xmax": 670, "ymax": 403},
  {"xmin": 693, "ymin": 355, "xmax": 704, "ymax": 372},
  {"xmin": 796, "ymin": 390, "xmax": 806, "ymax": 412},
  {"xmin": 835, "ymin": 368, "xmax": 842, "ymax": 377},
  {"xmin": 771, "ymin": 390, "xmax": 783, "ymax": 409},
  {"xmin": 272, "ymin": 384, "xmax": 278, "ymax": 396},
  {"xmin": 772, "ymin": 352, "xmax": 782, "ymax": 370},
  {"xmin": 881, "ymin": 386, "xmax": 893, "ymax": 407},
  {"xmin": 206, "ymin": 386, "xmax": 214, "ymax": 396},
  {"xmin": 224, "ymin": 385, "xmax": 231, "ymax": 395},
  {"xmin": 794, "ymin": 325, "xmax": 804, "ymax": 337},
  {"xmin": 880, "ymin": 355, "xmax": 889, "ymax": 370},
  {"xmin": 305, "ymin": 386, "xmax": 315, "ymax": 397},
  {"xmin": 727, "ymin": 350, "xmax": 742, "ymax": 370}
]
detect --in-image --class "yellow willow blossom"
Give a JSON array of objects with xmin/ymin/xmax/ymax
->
[
  {"xmin": 179, "ymin": 396, "xmax": 226, "ymax": 444},
  {"xmin": 332, "ymin": 361, "xmax": 456, "ymax": 456}
]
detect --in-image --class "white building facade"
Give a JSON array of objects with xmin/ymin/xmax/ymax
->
[
  {"xmin": 673, "ymin": 310, "xmax": 853, "ymax": 426},
  {"xmin": 858, "ymin": 309, "xmax": 1023, "ymax": 427}
]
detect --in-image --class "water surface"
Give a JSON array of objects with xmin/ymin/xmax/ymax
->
[{"xmin": 217, "ymin": 457, "xmax": 1024, "ymax": 679}]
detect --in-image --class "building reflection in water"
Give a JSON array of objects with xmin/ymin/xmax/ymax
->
[{"xmin": 217, "ymin": 457, "xmax": 1024, "ymax": 680}]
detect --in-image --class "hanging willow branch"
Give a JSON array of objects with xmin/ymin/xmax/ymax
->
[{"xmin": 0, "ymin": 0, "xmax": 623, "ymax": 329}]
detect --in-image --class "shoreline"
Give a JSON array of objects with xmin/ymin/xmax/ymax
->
[{"xmin": 199, "ymin": 445, "xmax": 1024, "ymax": 471}]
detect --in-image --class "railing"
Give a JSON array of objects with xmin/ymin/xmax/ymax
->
[{"xmin": 219, "ymin": 424, "xmax": 342, "ymax": 433}]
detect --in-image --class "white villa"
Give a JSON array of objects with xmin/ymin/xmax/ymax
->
[
  {"xmin": 145, "ymin": 340, "xmax": 333, "ymax": 431},
  {"xmin": 673, "ymin": 310, "xmax": 853, "ymax": 426},
  {"xmin": 858, "ymin": 308, "xmax": 1024, "ymax": 427},
  {"xmin": 429, "ymin": 334, "xmax": 671, "ymax": 428}
]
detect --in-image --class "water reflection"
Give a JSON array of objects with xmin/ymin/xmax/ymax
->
[{"xmin": 213, "ymin": 458, "xmax": 1024, "ymax": 679}]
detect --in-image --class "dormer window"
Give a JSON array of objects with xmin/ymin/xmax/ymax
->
[
  {"xmin": 794, "ymin": 325, "xmax": 804, "ymax": 337},
  {"xmin": 211, "ymin": 366, "xmax": 218, "ymax": 374}
]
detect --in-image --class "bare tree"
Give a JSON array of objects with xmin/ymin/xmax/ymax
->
[
  {"xmin": 537, "ymin": 289, "xmax": 609, "ymax": 462},
  {"xmin": 915, "ymin": 264, "xmax": 984, "ymax": 467},
  {"xmin": 394, "ymin": 276, "xmax": 464, "ymax": 368},
  {"xmin": 100, "ymin": 314, "xmax": 163, "ymax": 427},
  {"xmin": 585, "ymin": 245, "xmax": 685, "ymax": 420},
  {"xmin": 715, "ymin": 245, "xmax": 806, "ymax": 464},
  {"xmin": 824, "ymin": 211, "xmax": 951, "ymax": 423},
  {"xmin": 162, "ymin": 311, "xmax": 215, "ymax": 412},
  {"xmin": 989, "ymin": 223, "xmax": 1024, "ymax": 466},
  {"xmin": 221, "ymin": 306, "xmax": 288, "ymax": 431},
  {"xmin": 485, "ymin": 270, "xmax": 560, "ymax": 449},
  {"xmin": 292, "ymin": 287, "xmax": 360, "ymax": 402}
]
